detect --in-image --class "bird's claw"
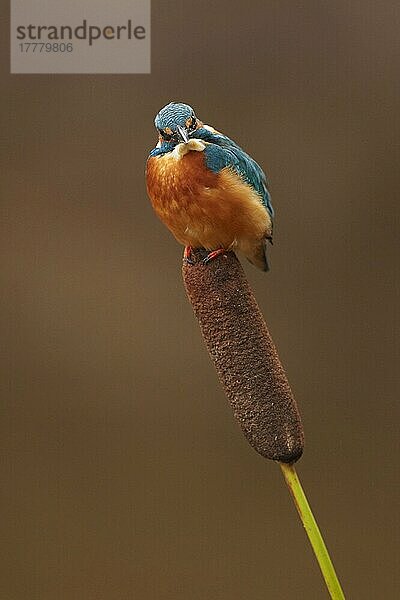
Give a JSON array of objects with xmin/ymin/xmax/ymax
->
[
  {"xmin": 202, "ymin": 249, "xmax": 226, "ymax": 264},
  {"xmin": 183, "ymin": 246, "xmax": 195, "ymax": 265}
]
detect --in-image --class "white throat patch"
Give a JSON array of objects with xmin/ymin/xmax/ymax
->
[{"xmin": 171, "ymin": 138, "xmax": 206, "ymax": 160}]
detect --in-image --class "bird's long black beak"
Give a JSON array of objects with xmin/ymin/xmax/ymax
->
[{"xmin": 177, "ymin": 125, "xmax": 189, "ymax": 143}]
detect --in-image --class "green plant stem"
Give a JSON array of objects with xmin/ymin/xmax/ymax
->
[{"xmin": 280, "ymin": 462, "xmax": 345, "ymax": 599}]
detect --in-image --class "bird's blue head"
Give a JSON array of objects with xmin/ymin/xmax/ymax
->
[{"xmin": 154, "ymin": 102, "xmax": 200, "ymax": 144}]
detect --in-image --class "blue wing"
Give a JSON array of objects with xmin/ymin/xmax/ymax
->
[{"xmin": 194, "ymin": 127, "xmax": 274, "ymax": 221}]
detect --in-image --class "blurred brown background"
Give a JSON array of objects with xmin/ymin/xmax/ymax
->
[{"xmin": 1, "ymin": 1, "xmax": 399, "ymax": 598}]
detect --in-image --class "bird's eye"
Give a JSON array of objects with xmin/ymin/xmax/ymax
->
[
  {"xmin": 159, "ymin": 128, "xmax": 172, "ymax": 141},
  {"xmin": 188, "ymin": 116, "xmax": 197, "ymax": 131}
]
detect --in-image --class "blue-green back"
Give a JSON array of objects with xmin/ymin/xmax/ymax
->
[{"xmin": 194, "ymin": 127, "xmax": 274, "ymax": 220}]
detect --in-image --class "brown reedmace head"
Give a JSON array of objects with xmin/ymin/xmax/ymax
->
[{"xmin": 182, "ymin": 249, "xmax": 304, "ymax": 463}]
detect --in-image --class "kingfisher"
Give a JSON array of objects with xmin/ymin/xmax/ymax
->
[{"xmin": 146, "ymin": 102, "xmax": 274, "ymax": 271}]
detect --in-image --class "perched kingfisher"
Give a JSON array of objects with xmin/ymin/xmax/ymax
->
[{"xmin": 146, "ymin": 102, "xmax": 274, "ymax": 271}]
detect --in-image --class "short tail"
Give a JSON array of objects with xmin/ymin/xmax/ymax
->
[{"xmin": 246, "ymin": 237, "xmax": 272, "ymax": 272}]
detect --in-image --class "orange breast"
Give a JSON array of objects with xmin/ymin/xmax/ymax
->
[{"xmin": 146, "ymin": 149, "xmax": 271, "ymax": 251}]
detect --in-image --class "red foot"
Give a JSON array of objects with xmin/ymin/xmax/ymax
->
[
  {"xmin": 203, "ymin": 248, "xmax": 226, "ymax": 264},
  {"xmin": 183, "ymin": 246, "xmax": 194, "ymax": 265}
]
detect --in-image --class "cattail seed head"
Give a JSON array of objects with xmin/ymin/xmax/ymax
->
[{"xmin": 183, "ymin": 250, "xmax": 304, "ymax": 463}]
